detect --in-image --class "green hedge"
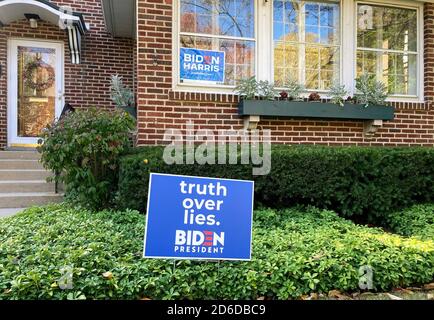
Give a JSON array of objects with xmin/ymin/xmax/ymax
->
[
  {"xmin": 1, "ymin": 205, "xmax": 433, "ymax": 300},
  {"xmin": 118, "ymin": 146, "xmax": 434, "ymax": 222}
]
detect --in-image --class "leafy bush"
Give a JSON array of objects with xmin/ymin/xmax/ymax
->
[
  {"xmin": 118, "ymin": 146, "xmax": 434, "ymax": 223},
  {"xmin": 387, "ymin": 205, "xmax": 434, "ymax": 240},
  {"xmin": 0, "ymin": 205, "xmax": 433, "ymax": 300},
  {"xmin": 39, "ymin": 108, "xmax": 135, "ymax": 210}
]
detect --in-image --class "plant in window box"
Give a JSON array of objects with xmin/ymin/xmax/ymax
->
[
  {"xmin": 257, "ymin": 80, "xmax": 276, "ymax": 101},
  {"xmin": 235, "ymin": 77, "xmax": 276, "ymax": 101},
  {"xmin": 279, "ymin": 91, "xmax": 289, "ymax": 101},
  {"xmin": 355, "ymin": 74, "xmax": 388, "ymax": 108},
  {"xmin": 330, "ymin": 83, "xmax": 349, "ymax": 107},
  {"xmin": 235, "ymin": 76, "xmax": 258, "ymax": 100},
  {"xmin": 285, "ymin": 78, "xmax": 305, "ymax": 101},
  {"xmin": 308, "ymin": 92, "xmax": 321, "ymax": 102},
  {"xmin": 346, "ymin": 96, "xmax": 356, "ymax": 104},
  {"xmin": 237, "ymin": 75, "xmax": 395, "ymax": 121},
  {"xmin": 110, "ymin": 75, "xmax": 136, "ymax": 119}
]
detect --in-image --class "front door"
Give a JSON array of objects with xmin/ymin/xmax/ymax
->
[{"xmin": 7, "ymin": 39, "xmax": 64, "ymax": 148}]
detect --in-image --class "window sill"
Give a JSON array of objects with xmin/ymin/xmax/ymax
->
[
  {"xmin": 169, "ymin": 89, "xmax": 239, "ymax": 103},
  {"xmin": 169, "ymin": 86, "xmax": 427, "ymax": 110}
]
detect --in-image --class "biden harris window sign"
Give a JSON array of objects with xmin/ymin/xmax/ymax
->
[
  {"xmin": 143, "ymin": 174, "xmax": 254, "ymax": 261},
  {"xmin": 180, "ymin": 48, "xmax": 226, "ymax": 84}
]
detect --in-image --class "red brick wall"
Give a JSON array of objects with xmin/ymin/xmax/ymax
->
[
  {"xmin": 136, "ymin": 0, "xmax": 434, "ymax": 147},
  {"xmin": 0, "ymin": 0, "xmax": 135, "ymax": 149}
]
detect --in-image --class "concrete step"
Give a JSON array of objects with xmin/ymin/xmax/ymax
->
[
  {"xmin": 0, "ymin": 151, "xmax": 40, "ymax": 160},
  {"xmin": 0, "ymin": 170, "xmax": 53, "ymax": 181},
  {"xmin": 0, "ymin": 181, "xmax": 55, "ymax": 193},
  {"xmin": 0, "ymin": 160, "xmax": 44, "ymax": 170},
  {"xmin": 0, "ymin": 193, "xmax": 63, "ymax": 208},
  {"xmin": 0, "ymin": 208, "xmax": 25, "ymax": 219}
]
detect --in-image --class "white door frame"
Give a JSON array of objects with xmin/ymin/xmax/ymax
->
[{"xmin": 7, "ymin": 38, "xmax": 64, "ymax": 147}]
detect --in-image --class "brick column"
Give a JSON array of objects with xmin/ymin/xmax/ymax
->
[{"xmin": 137, "ymin": 0, "xmax": 173, "ymax": 146}]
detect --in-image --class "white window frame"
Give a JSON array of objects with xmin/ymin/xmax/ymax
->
[
  {"xmin": 172, "ymin": 0, "xmax": 259, "ymax": 94},
  {"xmin": 172, "ymin": 0, "xmax": 424, "ymax": 103},
  {"xmin": 271, "ymin": 0, "xmax": 342, "ymax": 93},
  {"xmin": 352, "ymin": 0, "xmax": 424, "ymax": 103}
]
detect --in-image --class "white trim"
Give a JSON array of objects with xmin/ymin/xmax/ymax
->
[
  {"xmin": 353, "ymin": 0, "xmax": 424, "ymax": 102},
  {"xmin": 7, "ymin": 38, "xmax": 64, "ymax": 147},
  {"xmin": 171, "ymin": 0, "xmax": 425, "ymax": 102},
  {"xmin": 271, "ymin": 0, "xmax": 342, "ymax": 91},
  {"xmin": 172, "ymin": 0, "xmax": 258, "ymax": 93},
  {"xmin": 0, "ymin": 0, "xmax": 80, "ymax": 24}
]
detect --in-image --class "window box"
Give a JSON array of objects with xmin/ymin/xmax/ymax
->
[{"xmin": 238, "ymin": 100, "xmax": 395, "ymax": 121}]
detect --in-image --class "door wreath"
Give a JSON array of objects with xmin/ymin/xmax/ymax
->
[{"xmin": 23, "ymin": 58, "xmax": 55, "ymax": 91}]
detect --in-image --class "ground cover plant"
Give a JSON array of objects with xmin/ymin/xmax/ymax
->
[
  {"xmin": 387, "ymin": 205, "xmax": 434, "ymax": 240},
  {"xmin": 0, "ymin": 205, "xmax": 433, "ymax": 300}
]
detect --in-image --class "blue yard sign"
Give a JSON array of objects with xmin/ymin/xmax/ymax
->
[
  {"xmin": 144, "ymin": 173, "xmax": 254, "ymax": 261},
  {"xmin": 180, "ymin": 48, "xmax": 225, "ymax": 83}
]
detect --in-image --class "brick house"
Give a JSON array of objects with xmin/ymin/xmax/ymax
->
[
  {"xmin": 2, "ymin": 0, "xmax": 434, "ymax": 149},
  {"xmin": 0, "ymin": 0, "xmax": 136, "ymax": 149}
]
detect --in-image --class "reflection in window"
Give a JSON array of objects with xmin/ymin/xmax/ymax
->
[
  {"xmin": 357, "ymin": 4, "xmax": 418, "ymax": 96},
  {"xmin": 180, "ymin": 0, "xmax": 255, "ymax": 85},
  {"xmin": 17, "ymin": 46, "xmax": 56, "ymax": 138},
  {"xmin": 273, "ymin": 0, "xmax": 340, "ymax": 90}
]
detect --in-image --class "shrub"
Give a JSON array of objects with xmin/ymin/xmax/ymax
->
[
  {"xmin": 0, "ymin": 205, "xmax": 433, "ymax": 300},
  {"xmin": 39, "ymin": 108, "xmax": 135, "ymax": 210},
  {"xmin": 387, "ymin": 205, "xmax": 434, "ymax": 240},
  {"xmin": 117, "ymin": 146, "xmax": 434, "ymax": 223}
]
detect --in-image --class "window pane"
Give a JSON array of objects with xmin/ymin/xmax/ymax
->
[
  {"xmin": 273, "ymin": 1, "xmax": 340, "ymax": 90},
  {"xmin": 357, "ymin": 4, "xmax": 417, "ymax": 52},
  {"xmin": 305, "ymin": 3, "xmax": 319, "ymax": 26},
  {"xmin": 181, "ymin": 35, "xmax": 255, "ymax": 85},
  {"xmin": 274, "ymin": 1, "xmax": 300, "ymax": 41},
  {"xmin": 180, "ymin": 0, "xmax": 255, "ymax": 38},
  {"xmin": 357, "ymin": 50, "xmax": 417, "ymax": 95},
  {"xmin": 274, "ymin": 42, "xmax": 298, "ymax": 86},
  {"xmin": 306, "ymin": 26, "xmax": 320, "ymax": 44},
  {"xmin": 305, "ymin": 46, "xmax": 339, "ymax": 90}
]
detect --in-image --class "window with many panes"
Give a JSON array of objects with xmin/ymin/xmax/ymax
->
[
  {"xmin": 273, "ymin": 0, "xmax": 340, "ymax": 91},
  {"xmin": 174, "ymin": 0, "xmax": 423, "ymax": 101},
  {"xmin": 356, "ymin": 4, "xmax": 418, "ymax": 97},
  {"xmin": 179, "ymin": 0, "xmax": 256, "ymax": 86}
]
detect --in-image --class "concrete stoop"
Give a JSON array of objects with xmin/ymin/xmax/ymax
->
[{"xmin": 0, "ymin": 151, "xmax": 63, "ymax": 214}]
